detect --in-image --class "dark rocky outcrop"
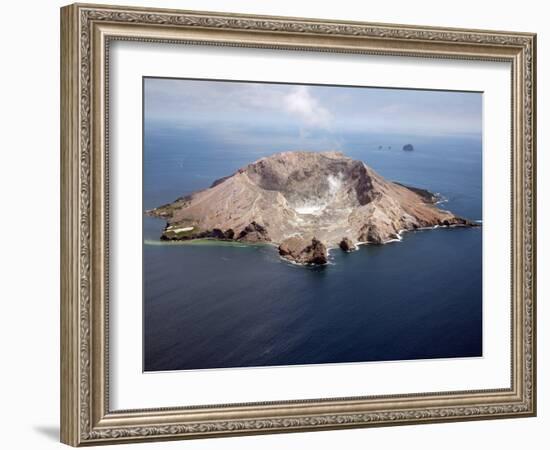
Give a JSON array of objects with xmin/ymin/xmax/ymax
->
[
  {"xmin": 438, "ymin": 217, "xmax": 478, "ymax": 227},
  {"xmin": 394, "ymin": 182, "xmax": 438, "ymax": 204},
  {"xmin": 279, "ymin": 237, "xmax": 328, "ymax": 265},
  {"xmin": 403, "ymin": 144, "xmax": 414, "ymax": 151},
  {"xmin": 237, "ymin": 221, "xmax": 270, "ymax": 242},
  {"xmin": 339, "ymin": 237, "xmax": 356, "ymax": 252},
  {"xmin": 358, "ymin": 225, "xmax": 385, "ymax": 245}
]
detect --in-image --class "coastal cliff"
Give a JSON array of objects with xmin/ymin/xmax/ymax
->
[{"xmin": 147, "ymin": 151, "xmax": 478, "ymax": 265}]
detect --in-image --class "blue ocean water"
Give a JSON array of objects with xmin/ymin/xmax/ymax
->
[{"xmin": 143, "ymin": 128, "xmax": 482, "ymax": 371}]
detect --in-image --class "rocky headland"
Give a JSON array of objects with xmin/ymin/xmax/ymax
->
[{"xmin": 147, "ymin": 151, "xmax": 478, "ymax": 265}]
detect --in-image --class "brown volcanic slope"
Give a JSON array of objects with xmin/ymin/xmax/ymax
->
[{"xmin": 148, "ymin": 151, "xmax": 477, "ymax": 263}]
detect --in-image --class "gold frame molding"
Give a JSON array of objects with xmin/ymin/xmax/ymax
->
[{"xmin": 60, "ymin": 3, "xmax": 537, "ymax": 446}]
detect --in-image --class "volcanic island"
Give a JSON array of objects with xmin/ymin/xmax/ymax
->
[{"xmin": 147, "ymin": 151, "xmax": 478, "ymax": 265}]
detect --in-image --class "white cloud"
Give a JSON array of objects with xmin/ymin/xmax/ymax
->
[
  {"xmin": 282, "ymin": 86, "xmax": 332, "ymax": 129},
  {"xmin": 145, "ymin": 79, "xmax": 481, "ymax": 137}
]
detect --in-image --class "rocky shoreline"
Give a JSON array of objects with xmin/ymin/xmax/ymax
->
[{"xmin": 150, "ymin": 216, "xmax": 478, "ymax": 265}]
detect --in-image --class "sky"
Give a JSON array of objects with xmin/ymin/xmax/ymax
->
[{"xmin": 144, "ymin": 77, "xmax": 482, "ymax": 143}]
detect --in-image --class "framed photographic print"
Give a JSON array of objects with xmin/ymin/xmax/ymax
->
[{"xmin": 60, "ymin": 3, "xmax": 537, "ymax": 446}]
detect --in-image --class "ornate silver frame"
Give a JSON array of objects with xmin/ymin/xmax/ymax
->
[{"xmin": 60, "ymin": 3, "xmax": 536, "ymax": 446}]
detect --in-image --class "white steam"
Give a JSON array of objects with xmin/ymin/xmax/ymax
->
[
  {"xmin": 283, "ymin": 86, "xmax": 332, "ymax": 129},
  {"xmin": 294, "ymin": 174, "xmax": 343, "ymax": 215},
  {"xmin": 327, "ymin": 174, "xmax": 343, "ymax": 196}
]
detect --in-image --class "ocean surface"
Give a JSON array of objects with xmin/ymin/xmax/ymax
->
[{"xmin": 143, "ymin": 128, "xmax": 482, "ymax": 371}]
